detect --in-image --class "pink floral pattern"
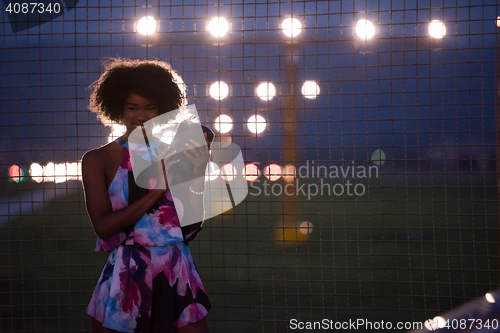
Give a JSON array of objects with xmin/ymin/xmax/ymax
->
[{"xmin": 87, "ymin": 146, "xmax": 210, "ymax": 332}]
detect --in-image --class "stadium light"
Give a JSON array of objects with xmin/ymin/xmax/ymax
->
[
  {"xmin": 209, "ymin": 81, "xmax": 229, "ymax": 100},
  {"xmin": 242, "ymin": 164, "xmax": 260, "ymax": 182},
  {"xmin": 485, "ymin": 293, "xmax": 495, "ymax": 303},
  {"xmin": 282, "ymin": 18, "xmax": 302, "ymax": 37},
  {"xmin": 205, "ymin": 162, "xmax": 220, "ymax": 181},
  {"xmin": 256, "ymin": 82, "xmax": 276, "ymax": 100},
  {"xmin": 208, "ymin": 17, "xmax": 229, "ymax": 37},
  {"xmin": 429, "ymin": 20, "xmax": 446, "ymax": 38},
  {"xmin": 220, "ymin": 163, "xmax": 237, "ymax": 181},
  {"xmin": 355, "ymin": 19, "xmax": 375, "ymax": 39},
  {"xmin": 108, "ymin": 123, "xmax": 126, "ymax": 143},
  {"xmin": 247, "ymin": 115, "xmax": 266, "ymax": 134},
  {"xmin": 29, "ymin": 163, "xmax": 43, "ymax": 183},
  {"xmin": 301, "ymin": 81, "xmax": 320, "ymax": 99},
  {"xmin": 214, "ymin": 115, "xmax": 233, "ymax": 133},
  {"xmin": 299, "ymin": 221, "xmax": 313, "ymax": 235},
  {"xmin": 137, "ymin": 16, "xmax": 157, "ymax": 35},
  {"xmin": 264, "ymin": 164, "xmax": 282, "ymax": 181}
]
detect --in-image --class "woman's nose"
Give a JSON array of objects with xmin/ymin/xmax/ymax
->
[{"xmin": 137, "ymin": 109, "xmax": 148, "ymax": 121}]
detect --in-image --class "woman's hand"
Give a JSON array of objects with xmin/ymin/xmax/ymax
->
[{"xmin": 184, "ymin": 133, "xmax": 210, "ymax": 179}]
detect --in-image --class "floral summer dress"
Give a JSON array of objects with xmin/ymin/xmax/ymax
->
[{"xmin": 86, "ymin": 141, "xmax": 211, "ymax": 332}]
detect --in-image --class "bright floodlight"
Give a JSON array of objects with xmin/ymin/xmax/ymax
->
[
  {"xmin": 299, "ymin": 221, "xmax": 313, "ymax": 235},
  {"xmin": 429, "ymin": 20, "xmax": 446, "ymax": 38},
  {"xmin": 160, "ymin": 130, "xmax": 175, "ymax": 144},
  {"xmin": 205, "ymin": 161, "xmax": 220, "ymax": 181},
  {"xmin": 256, "ymin": 82, "xmax": 276, "ymax": 100},
  {"xmin": 242, "ymin": 164, "xmax": 260, "ymax": 182},
  {"xmin": 137, "ymin": 16, "xmax": 157, "ymax": 35},
  {"xmin": 208, "ymin": 17, "xmax": 229, "ymax": 37},
  {"xmin": 220, "ymin": 163, "xmax": 237, "ymax": 181},
  {"xmin": 264, "ymin": 164, "xmax": 282, "ymax": 181},
  {"xmin": 301, "ymin": 81, "xmax": 320, "ymax": 99},
  {"xmin": 497, "ymin": 16, "xmax": 500, "ymax": 28},
  {"xmin": 282, "ymin": 18, "xmax": 302, "ymax": 37},
  {"xmin": 486, "ymin": 293, "xmax": 495, "ymax": 303},
  {"xmin": 108, "ymin": 123, "xmax": 126, "ymax": 143},
  {"xmin": 247, "ymin": 115, "xmax": 266, "ymax": 134},
  {"xmin": 355, "ymin": 19, "xmax": 375, "ymax": 39},
  {"xmin": 214, "ymin": 115, "xmax": 233, "ymax": 133},
  {"xmin": 30, "ymin": 163, "xmax": 43, "ymax": 183},
  {"xmin": 209, "ymin": 81, "xmax": 229, "ymax": 100}
]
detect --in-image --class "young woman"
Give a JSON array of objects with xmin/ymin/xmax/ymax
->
[{"xmin": 82, "ymin": 58, "xmax": 211, "ymax": 333}]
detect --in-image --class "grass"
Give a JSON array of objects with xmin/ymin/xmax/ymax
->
[{"xmin": 0, "ymin": 174, "xmax": 498, "ymax": 332}]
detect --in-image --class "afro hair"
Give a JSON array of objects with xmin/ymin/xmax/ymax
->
[{"xmin": 89, "ymin": 58, "xmax": 187, "ymax": 124}]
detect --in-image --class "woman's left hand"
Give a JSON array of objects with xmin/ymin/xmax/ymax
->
[{"xmin": 184, "ymin": 133, "xmax": 210, "ymax": 179}]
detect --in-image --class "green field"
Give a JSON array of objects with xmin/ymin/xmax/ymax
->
[{"xmin": 0, "ymin": 174, "xmax": 498, "ymax": 332}]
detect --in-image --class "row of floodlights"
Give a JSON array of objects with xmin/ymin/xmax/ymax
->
[
  {"xmin": 137, "ymin": 16, "xmax": 451, "ymax": 39},
  {"xmin": 11, "ymin": 150, "xmax": 387, "ymax": 183},
  {"xmin": 108, "ymin": 113, "xmax": 267, "ymax": 136},
  {"xmin": 210, "ymin": 81, "xmax": 320, "ymax": 100},
  {"xmin": 9, "ymin": 162, "xmax": 289, "ymax": 183}
]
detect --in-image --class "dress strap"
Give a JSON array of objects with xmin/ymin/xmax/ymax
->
[{"xmin": 115, "ymin": 137, "xmax": 129, "ymax": 149}]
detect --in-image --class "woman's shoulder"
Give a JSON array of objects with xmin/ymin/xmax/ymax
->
[{"xmin": 82, "ymin": 142, "xmax": 121, "ymax": 168}]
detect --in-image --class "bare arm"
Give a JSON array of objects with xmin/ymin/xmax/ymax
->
[{"xmin": 81, "ymin": 150, "xmax": 167, "ymax": 241}]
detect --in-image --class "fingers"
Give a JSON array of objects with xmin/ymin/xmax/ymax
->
[
  {"xmin": 164, "ymin": 158, "xmax": 181, "ymax": 170},
  {"xmin": 184, "ymin": 139, "xmax": 208, "ymax": 159},
  {"xmin": 158, "ymin": 147, "xmax": 178, "ymax": 163}
]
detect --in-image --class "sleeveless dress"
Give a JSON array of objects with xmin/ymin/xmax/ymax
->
[{"xmin": 86, "ymin": 141, "xmax": 211, "ymax": 332}]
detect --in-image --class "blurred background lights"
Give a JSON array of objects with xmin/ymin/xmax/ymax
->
[
  {"xmin": 301, "ymin": 81, "xmax": 320, "ymax": 99},
  {"xmin": 28, "ymin": 162, "xmax": 81, "ymax": 183},
  {"xmin": 220, "ymin": 163, "xmax": 237, "ymax": 181},
  {"xmin": 209, "ymin": 81, "xmax": 229, "ymax": 100},
  {"xmin": 256, "ymin": 82, "xmax": 276, "ymax": 100},
  {"xmin": 281, "ymin": 18, "xmax": 302, "ymax": 37},
  {"xmin": 299, "ymin": 221, "xmax": 313, "ymax": 235},
  {"xmin": 485, "ymin": 293, "xmax": 495, "ymax": 303},
  {"xmin": 207, "ymin": 17, "xmax": 229, "ymax": 37},
  {"xmin": 29, "ymin": 163, "xmax": 43, "ymax": 183},
  {"xmin": 434, "ymin": 316, "xmax": 446, "ymax": 329},
  {"xmin": 42, "ymin": 162, "xmax": 81, "ymax": 183},
  {"xmin": 429, "ymin": 20, "xmax": 446, "ymax": 38},
  {"xmin": 264, "ymin": 164, "xmax": 282, "ymax": 181},
  {"xmin": 424, "ymin": 316, "xmax": 446, "ymax": 330},
  {"xmin": 355, "ymin": 19, "xmax": 375, "ymax": 39},
  {"xmin": 242, "ymin": 163, "xmax": 260, "ymax": 182},
  {"xmin": 137, "ymin": 16, "xmax": 157, "ymax": 35},
  {"xmin": 371, "ymin": 149, "xmax": 386, "ymax": 166},
  {"xmin": 214, "ymin": 115, "xmax": 233, "ymax": 133},
  {"xmin": 247, "ymin": 115, "xmax": 267, "ymax": 134},
  {"xmin": 108, "ymin": 123, "xmax": 126, "ymax": 143},
  {"xmin": 497, "ymin": 16, "xmax": 500, "ymax": 27},
  {"xmin": 160, "ymin": 130, "xmax": 175, "ymax": 144},
  {"xmin": 9, "ymin": 164, "xmax": 24, "ymax": 183},
  {"xmin": 205, "ymin": 161, "xmax": 220, "ymax": 181}
]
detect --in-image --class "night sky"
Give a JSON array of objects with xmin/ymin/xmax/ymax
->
[{"xmin": 1, "ymin": 0, "xmax": 498, "ymax": 174}]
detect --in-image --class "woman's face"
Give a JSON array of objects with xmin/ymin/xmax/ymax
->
[{"xmin": 121, "ymin": 93, "xmax": 160, "ymax": 132}]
